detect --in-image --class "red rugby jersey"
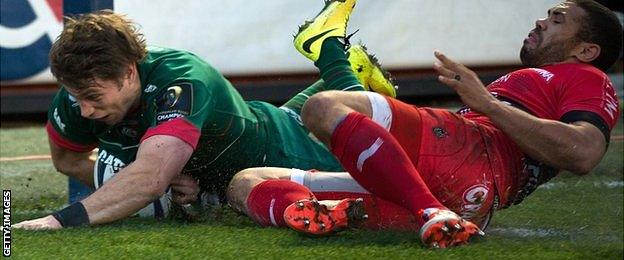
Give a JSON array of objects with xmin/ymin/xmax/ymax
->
[
  {"xmin": 459, "ymin": 62, "xmax": 620, "ymax": 207},
  {"xmin": 463, "ymin": 62, "xmax": 619, "ymax": 131}
]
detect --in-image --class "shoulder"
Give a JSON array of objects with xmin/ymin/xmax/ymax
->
[
  {"xmin": 543, "ymin": 63, "xmax": 608, "ymax": 85},
  {"xmin": 139, "ymin": 46, "xmax": 224, "ymax": 91},
  {"xmin": 507, "ymin": 68, "xmax": 555, "ymax": 84},
  {"xmin": 143, "ymin": 46, "xmax": 214, "ymax": 70}
]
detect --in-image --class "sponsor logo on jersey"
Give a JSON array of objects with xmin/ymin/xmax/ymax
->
[
  {"xmin": 0, "ymin": 0, "xmax": 62, "ymax": 81},
  {"xmin": 53, "ymin": 108, "xmax": 65, "ymax": 132},
  {"xmin": 144, "ymin": 84, "xmax": 157, "ymax": 93},
  {"xmin": 279, "ymin": 107, "xmax": 303, "ymax": 126},
  {"xmin": 155, "ymin": 82, "xmax": 193, "ymax": 124},
  {"xmin": 602, "ymin": 80, "xmax": 618, "ymax": 120},
  {"xmin": 460, "ymin": 184, "xmax": 489, "ymax": 219},
  {"xmin": 492, "ymin": 74, "xmax": 511, "ymax": 84},
  {"xmin": 432, "ymin": 127, "xmax": 448, "ymax": 138},
  {"xmin": 67, "ymin": 94, "xmax": 79, "ymax": 107},
  {"xmin": 511, "ymin": 156, "xmax": 558, "ymax": 207},
  {"xmin": 529, "ymin": 68, "xmax": 554, "ymax": 83}
]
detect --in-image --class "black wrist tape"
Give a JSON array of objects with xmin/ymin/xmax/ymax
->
[{"xmin": 52, "ymin": 202, "xmax": 89, "ymax": 227}]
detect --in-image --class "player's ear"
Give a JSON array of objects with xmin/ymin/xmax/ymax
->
[
  {"xmin": 125, "ymin": 63, "xmax": 137, "ymax": 79},
  {"xmin": 572, "ymin": 42, "xmax": 600, "ymax": 63}
]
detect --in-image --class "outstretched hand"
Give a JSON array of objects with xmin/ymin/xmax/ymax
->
[
  {"xmin": 433, "ymin": 50, "xmax": 498, "ymax": 114},
  {"xmin": 13, "ymin": 215, "xmax": 62, "ymax": 230}
]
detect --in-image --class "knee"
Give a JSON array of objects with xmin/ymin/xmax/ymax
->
[
  {"xmin": 227, "ymin": 168, "xmax": 263, "ymax": 212},
  {"xmin": 301, "ymin": 91, "xmax": 340, "ymax": 130}
]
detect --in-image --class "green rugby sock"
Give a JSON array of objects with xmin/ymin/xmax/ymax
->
[
  {"xmin": 281, "ymin": 80, "xmax": 326, "ymax": 115},
  {"xmin": 315, "ymin": 38, "xmax": 364, "ymax": 92}
]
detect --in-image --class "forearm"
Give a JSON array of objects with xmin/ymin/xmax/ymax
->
[
  {"xmin": 79, "ymin": 135, "xmax": 193, "ymax": 225},
  {"xmin": 483, "ymin": 101, "xmax": 604, "ymax": 173},
  {"xmin": 81, "ymin": 162, "xmax": 163, "ymax": 224}
]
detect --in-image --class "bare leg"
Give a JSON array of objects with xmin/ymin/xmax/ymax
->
[
  {"xmin": 301, "ymin": 90, "xmax": 372, "ymax": 145},
  {"xmin": 226, "ymin": 167, "xmax": 293, "ymax": 215}
]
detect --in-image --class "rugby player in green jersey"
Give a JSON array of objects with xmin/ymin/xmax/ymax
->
[{"xmin": 14, "ymin": 8, "xmax": 396, "ymax": 229}]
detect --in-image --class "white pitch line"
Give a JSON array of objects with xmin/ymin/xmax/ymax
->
[
  {"xmin": 538, "ymin": 181, "xmax": 624, "ymax": 190},
  {"xmin": 487, "ymin": 227, "xmax": 562, "ymax": 238},
  {"xmin": 0, "ymin": 155, "xmax": 51, "ymax": 162}
]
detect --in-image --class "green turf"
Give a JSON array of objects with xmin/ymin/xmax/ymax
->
[
  {"xmin": 0, "ymin": 123, "xmax": 50, "ymax": 157},
  {"xmin": 1, "ymin": 123, "xmax": 622, "ymax": 259}
]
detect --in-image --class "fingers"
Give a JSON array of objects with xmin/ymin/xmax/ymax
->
[
  {"xmin": 13, "ymin": 220, "xmax": 46, "ymax": 230},
  {"xmin": 434, "ymin": 50, "xmax": 457, "ymax": 68},
  {"xmin": 171, "ymin": 184, "xmax": 200, "ymax": 203},
  {"xmin": 172, "ymin": 191, "xmax": 197, "ymax": 204},
  {"xmin": 434, "ymin": 50, "xmax": 473, "ymax": 88},
  {"xmin": 433, "ymin": 50, "xmax": 461, "ymax": 87},
  {"xmin": 437, "ymin": 74, "xmax": 460, "ymax": 88},
  {"xmin": 433, "ymin": 61, "xmax": 455, "ymax": 79},
  {"xmin": 12, "ymin": 221, "xmax": 26, "ymax": 229},
  {"xmin": 170, "ymin": 174, "xmax": 200, "ymax": 205}
]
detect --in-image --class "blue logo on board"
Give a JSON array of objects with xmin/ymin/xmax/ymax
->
[{"xmin": 0, "ymin": 0, "xmax": 63, "ymax": 81}]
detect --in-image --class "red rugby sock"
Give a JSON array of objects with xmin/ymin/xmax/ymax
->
[
  {"xmin": 246, "ymin": 179, "xmax": 315, "ymax": 227},
  {"xmin": 330, "ymin": 112, "xmax": 446, "ymax": 217}
]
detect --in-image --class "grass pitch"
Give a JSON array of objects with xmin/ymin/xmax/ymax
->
[{"xmin": 1, "ymin": 121, "xmax": 622, "ymax": 259}]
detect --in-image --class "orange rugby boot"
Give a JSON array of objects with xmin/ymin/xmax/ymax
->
[
  {"xmin": 283, "ymin": 198, "xmax": 368, "ymax": 236},
  {"xmin": 418, "ymin": 208, "xmax": 485, "ymax": 248}
]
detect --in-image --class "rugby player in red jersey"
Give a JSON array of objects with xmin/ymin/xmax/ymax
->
[{"xmin": 227, "ymin": 0, "xmax": 622, "ymax": 248}]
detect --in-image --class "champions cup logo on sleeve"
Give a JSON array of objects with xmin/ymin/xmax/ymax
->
[
  {"xmin": 164, "ymin": 86, "xmax": 183, "ymax": 108},
  {"xmin": 155, "ymin": 83, "xmax": 193, "ymax": 123},
  {"xmin": 0, "ymin": 0, "xmax": 63, "ymax": 81},
  {"xmin": 2, "ymin": 190, "xmax": 10, "ymax": 257}
]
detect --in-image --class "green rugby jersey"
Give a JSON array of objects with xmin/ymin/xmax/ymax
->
[{"xmin": 47, "ymin": 47, "xmax": 341, "ymax": 196}]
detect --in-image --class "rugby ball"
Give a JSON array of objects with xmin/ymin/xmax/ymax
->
[{"xmin": 93, "ymin": 157, "xmax": 172, "ymax": 219}]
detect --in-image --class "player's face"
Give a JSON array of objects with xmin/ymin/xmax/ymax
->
[
  {"xmin": 520, "ymin": 2, "xmax": 585, "ymax": 67},
  {"xmin": 66, "ymin": 65, "xmax": 141, "ymax": 125}
]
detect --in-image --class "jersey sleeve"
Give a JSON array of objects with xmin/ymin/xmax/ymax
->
[
  {"xmin": 46, "ymin": 89, "xmax": 98, "ymax": 152},
  {"xmin": 557, "ymin": 70, "xmax": 620, "ymax": 142},
  {"xmin": 140, "ymin": 80, "xmax": 212, "ymax": 149}
]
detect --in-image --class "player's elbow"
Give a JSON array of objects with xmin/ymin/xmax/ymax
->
[
  {"xmin": 563, "ymin": 123, "xmax": 608, "ymax": 175},
  {"xmin": 566, "ymin": 162, "xmax": 591, "ymax": 175},
  {"xmin": 565, "ymin": 148, "xmax": 603, "ymax": 175},
  {"xmin": 51, "ymin": 158, "xmax": 70, "ymax": 173},
  {"xmin": 567, "ymin": 157, "xmax": 599, "ymax": 175},
  {"xmin": 51, "ymin": 156, "xmax": 82, "ymax": 176}
]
